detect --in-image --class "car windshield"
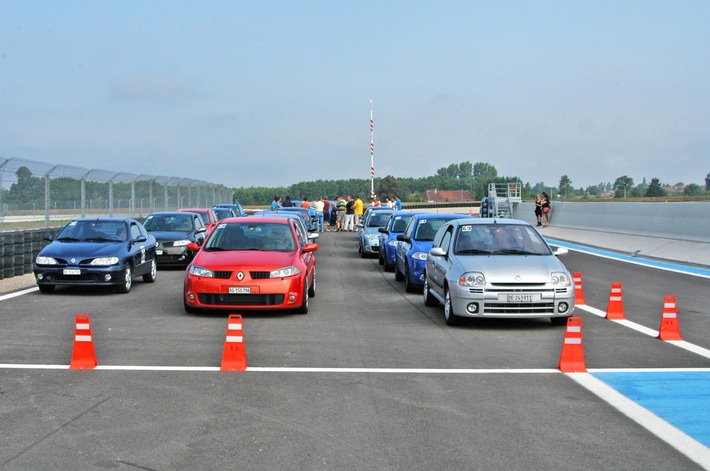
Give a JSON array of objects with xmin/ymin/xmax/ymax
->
[
  {"xmin": 205, "ymin": 222, "xmax": 296, "ymax": 252},
  {"xmin": 413, "ymin": 218, "xmax": 451, "ymax": 241},
  {"xmin": 454, "ymin": 224, "xmax": 551, "ymax": 255},
  {"xmin": 366, "ymin": 212, "xmax": 392, "ymax": 227},
  {"xmin": 390, "ymin": 215, "xmax": 413, "ymax": 232},
  {"xmin": 57, "ymin": 220, "xmax": 128, "ymax": 242},
  {"xmin": 143, "ymin": 214, "xmax": 194, "ymax": 232}
]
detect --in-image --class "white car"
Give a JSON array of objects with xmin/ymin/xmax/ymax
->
[{"xmin": 423, "ymin": 218, "xmax": 575, "ymax": 326}]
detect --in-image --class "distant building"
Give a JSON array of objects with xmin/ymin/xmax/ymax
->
[{"xmin": 425, "ymin": 189, "xmax": 475, "ymax": 203}]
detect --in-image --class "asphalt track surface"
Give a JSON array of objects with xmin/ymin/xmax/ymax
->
[{"xmin": 1, "ymin": 231, "xmax": 708, "ymax": 470}]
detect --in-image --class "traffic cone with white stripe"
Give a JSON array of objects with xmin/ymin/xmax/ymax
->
[
  {"xmin": 605, "ymin": 281, "xmax": 625, "ymax": 320},
  {"xmin": 69, "ymin": 314, "xmax": 98, "ymax": 370},
  {"xmin": 221, "ymin": 314, "xmax": 248, "ymax": 371},
  {"xmin": 558, "ymin": 316, "xmax": 586, "ymax": 372},
  {"xmin": 573, "ymin": 272, "xmax": 585, "ymax": 305},
  {"xmin": 657, "ymin": 294, "xmax": 682, "ymax": 341}
]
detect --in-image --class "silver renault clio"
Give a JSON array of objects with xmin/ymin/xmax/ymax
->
[{"xmin": 423, "ymin": 218, "xmax": 575, "ymax": 326}]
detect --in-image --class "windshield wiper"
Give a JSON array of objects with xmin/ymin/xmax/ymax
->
[
  {"xmin": 84, "ymin": 237, "xmax": 117, "ymax": 242},
  {"xmin": 457, "ymin": 249, "xmax": 491, "ymax": 255},
  {"xmin": 57, "ymin": 236, "xmax": 81, "ymax": 242},
  {"xmin": 492, "ymin": 249, "xmax": 538, "ymax": 255}
]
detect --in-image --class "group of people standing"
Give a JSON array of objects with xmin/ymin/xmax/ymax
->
[{"xmin": 534, "ymin": 192, "xmax": 551, "ymax": 227}]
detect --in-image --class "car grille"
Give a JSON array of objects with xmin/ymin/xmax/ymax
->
[
  {"xmin": 197, "ymin": 293, "xmax": 285, "ymax": 306},
  {"xmin": 213, "ymin": 271, "xmax": 233, "ymax": 279},
  {"xmin": 250, "ymin": 271, "xmax": 271, "ymax": 279},
  {"xmin": 44, "ymin": 273, "xmax": 104, "ymax": 282},
  {"xmin": 483, "ymin": 302, "xmax": 556, "ymax": 314}
]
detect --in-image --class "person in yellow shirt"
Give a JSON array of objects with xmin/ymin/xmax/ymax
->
[{"xmin": 353, "ymin": 195, "xmax": 364, "ymax": 230}]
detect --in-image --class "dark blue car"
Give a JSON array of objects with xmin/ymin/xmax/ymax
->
[
  {"xmin": 377, "ymin": 211, "xmax": 419, "ymax": 271},
  {"xmin": 395, "ymin": 213, "xmax": 470, "ymax": 292},
  {"xmin": 33, "ymin": 218, "xmax": 158, "ymax": 293}
]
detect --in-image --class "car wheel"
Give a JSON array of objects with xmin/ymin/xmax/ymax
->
[
  {"xmin": 550, "ymin": 316, "xmax": 571, "ymax": 326},
  {"xmin": 184, "ymin": 299, "xmax": 201, "ymax": 314},
  {"xmin": 142, "ymin": 259, "xmax": 157, "ymax": 283},
  {"xmin": 308, "ymin": 268, "xmax": 316, "ymax": 298},
  {"xmin": 38, "ymin": 284, "xmax": 55, "ymax": 293},
  {"xmin": 394, "ymin": 262, "xmax": 404, "ymax": 281},
  {"xmin": 295, "ymin": 277, "xmax": 309, "ymax": 314},
  {"xmin": 117, "ymin": 264, "xmax": 132, "ymax": 294},
  {"xmin": 404, "ymin": 263, "xmax": 415, "ymax": 293},
  {"xmin": 423, "ymin": 279, "xmax": 438, "ymax": 307},
  {"xmin": 444, "ymin": 288, "xmax": 461, "ymax": 326}
]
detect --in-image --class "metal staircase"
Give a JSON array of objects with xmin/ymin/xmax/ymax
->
[{"xmin": 482, "ymin": 182, "xmax": 522, "ymax": 218}]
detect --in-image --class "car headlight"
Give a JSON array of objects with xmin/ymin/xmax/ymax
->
[
  {"xmin": 188, "ymin": 265, "xmax": 214, "ymax": 277},
  {"xmin": 388, "ymin": 240, "xmax": 398, "ymax": 247},
  {"xmin": 173, "ymin": 239, "xmax": 191, "ymax": 247},
  {"xmin": 458, "ymin": 271, "xmax": 485, "ymax": 287},
  {"xmin": 90, "ymin": 257, "xmax": 119, "ymax": 266},
  {"xmin": 271, "ymin": 266, "xmax": 301, "ymax": 278},
  {"xmin": 364, "ymin": 233, "xmax": 378, "ymax": 240},
  {"xmin": 36, "ymin": 256, "xmax": 58, "ymax": 265},
  {"xmin": 551, "ymin": 271, "xmax": 572, "ymax": 286},
  {"xmin": 412, "ymin": 252, "xmax": 428, "ymax": 261}
]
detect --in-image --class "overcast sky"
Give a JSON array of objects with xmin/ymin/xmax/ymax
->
[{"xmin": 2, "ymin": 1, "xmax": 708, "ymax": 190}]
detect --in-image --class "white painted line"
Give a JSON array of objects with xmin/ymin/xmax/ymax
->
[
  {"xmin": 567, "ymin": 372, "xmax": 710, "ymax": 471},
  {"xmin": 0, "ymin": 287, "xmax": 39, "ymax": 301},
  {"xmin": 576, "ymin": 304, "xmax": 710, "ymax": 360}
]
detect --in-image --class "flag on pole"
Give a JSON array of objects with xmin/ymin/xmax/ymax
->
[{"xmin": 370, "ymin": 99, "xmax": 375, "ymax": 199}]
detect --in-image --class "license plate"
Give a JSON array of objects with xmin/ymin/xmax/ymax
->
[
  {"xmin": 229, "ymin": 287, "xmax": 251, "ymax": 294},
  {"xmin": 507, "ymin": 294, "xmax": 533, "ymax": 302},
  {"xmin": 63, "ymin": 269, "xmax": 81, "ymax": 275},
  {"xmin": 156, "ymin": 249, "xmax": 163, "ymax": 255}
]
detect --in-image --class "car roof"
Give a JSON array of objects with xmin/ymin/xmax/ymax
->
[
  {"xmin": 178, "ymin": 208, "xmax": 212, "ymax": 212},
  {"xmin": 411, "ymin": 212, "xmax": 467, "ymax": 220},
  {"xmin": 73, "ymin": 217, "xmax": 134, "ymax": 223},
  {"xmin": 219, "ymin": 216, "xmax": 290, "ymax": 225},
  {"xmin": 449, "ymin": 217, "xmax": 531, "ymax": 226}
]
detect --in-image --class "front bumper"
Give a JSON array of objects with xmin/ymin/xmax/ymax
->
[
  {"xmin": 448, "ymin": 283, "xmax": 575, "ymax": 319},
  {"xmin": 184, "ymin": 274, "xmax": 306, "ymax": 311},
  {"xmin": 34, "ymin": 265, "xmax": 129, "ymax": 287}
]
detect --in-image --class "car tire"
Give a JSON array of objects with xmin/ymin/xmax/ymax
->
[
  {"xmin": 184, "ymin": 299, "xmax": 202, "ymax": 314},
  {"xmin": 404, "ymin": 263, "xmax": 415, "ymax": 293},
  {"xmin": 308, "ymin": 268, "xmax": 316, "ymax": 298},
  {"xmin": 117, "ymin": 264, "xmax": 132, "ymax": 294},
  {"xmin": 550, "ymin": 316, "xmax": 571, "ymax": 326},
  {"xmin": 38, "ymin": 284, "xmax": 55, "ymax": 293},
  {"xmin": 444, "ymin": 287, "xmax": 461, "ymax": 326},
  {"xmin": 295, "ymin": 277, "xmax": 309, "ymax": 314},
  {"xmin": 142, "ymin": 259, "xmax": 157, "ymax": 283},
  {"xmin": 394, "ymin": 262, "xmax": 404, "ymax": 281},
  {"xmin": 423, "ymin": 279, "xmax": 438, "ymax": 307}
]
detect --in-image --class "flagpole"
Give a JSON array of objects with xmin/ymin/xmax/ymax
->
[{"xmin": 370, "ymin": 99, "xmax": 375, "ymax": 199}]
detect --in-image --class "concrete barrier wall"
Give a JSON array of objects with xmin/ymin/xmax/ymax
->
[{"xmin": 513, "ymin": 201, "xmax": 710, "ymax": 243}]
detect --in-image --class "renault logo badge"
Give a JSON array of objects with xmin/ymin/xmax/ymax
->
[{"xmin": 237, "ymin": 271, "xmax": 245, "ymax": 281}]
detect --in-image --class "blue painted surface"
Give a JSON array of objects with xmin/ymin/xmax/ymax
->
[
  {"xmin": 593, "ymin": 371, "xmax": 710, "ymax": 448},
  {"xmin": 545, "ymin": 238, "xmax": 710, "ymax": 278}
]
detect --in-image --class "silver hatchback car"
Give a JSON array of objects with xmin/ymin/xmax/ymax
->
[{"xmin": 423, "ymin": 218, "xmax": 575, "ymax": 326}]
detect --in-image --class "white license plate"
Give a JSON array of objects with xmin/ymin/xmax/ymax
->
[
  {"xmin": 156, "ymin": 249, "xmax": 163, "ymax": 255},
  {"xmin": 507, "ymin": 294, "xmax": 534, "ymax": 302},
  {"xmin": 63, "ymin": 269, "xmax": 81, "ymax": 275},
  {"xmin": 229, "ymin": 287, "xmax": 251, "ymax": 294}
]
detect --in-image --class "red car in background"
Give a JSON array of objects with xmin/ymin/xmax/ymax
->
[
  {"xmin": 178, "ymin": 208, "xmax": 219, "ymax": 234},
  {"xmin": 183, "ymin": 217, "xmax": 318, "ymax": 314}
]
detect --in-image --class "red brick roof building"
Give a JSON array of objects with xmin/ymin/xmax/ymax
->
[{"xmin": 425, "ymin": 189, "xmax": 475, "ymax": 203}]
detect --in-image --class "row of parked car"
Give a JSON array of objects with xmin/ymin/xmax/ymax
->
[
  {"xmin": 32, "ymin": 201, "xmax": 320, "ymax": 314},
  {"xmin": 356, "ymin": 206, "xmax": 576, "ymax": 326}
]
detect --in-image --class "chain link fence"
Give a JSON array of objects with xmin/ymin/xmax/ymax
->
[{"xmin": 0, "ymin": 156, "xmax": 233, "ymax": 228}]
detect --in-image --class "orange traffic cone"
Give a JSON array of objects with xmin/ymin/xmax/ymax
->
[
  {"xmin": 573, "ymin": 272, "xmax": 585, "ymax": 305},
  {"xmin": 605, "ymin": 282, "xmax": 625, "ymax": 320},
  {"xmin": 69, "ymin": 314, "xmax": 98, "ymax": 370},
  {"xmin": 657, "ymin": 294, "xmax": 682, "ymax": 341},
  {"xmin": 558, "ymin": 316, "xmax": 586, "ymax": 372},
  {"xmin": 221, "ymin": 314, "xmax": 248, "ymax": 371}
]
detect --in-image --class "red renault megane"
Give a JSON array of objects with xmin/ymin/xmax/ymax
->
[{"xmin": 183, "ymin": 217, "xmax": 318, "ymax": 314}]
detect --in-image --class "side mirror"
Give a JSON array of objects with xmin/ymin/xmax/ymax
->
[
  {"xmin": 303, "ymin": 242, "xmax": 318, "ymax": 253},
  {"xmin": 429, "ymin": 247, "xmax": 447, "ymax": 258},
  {"xmin": 44, "ymin": 234, "xmax": 54, "ymax": 242},
  {"xmin": 308, "ymin": 232, "xmax": 320, "ymax": 240},
  {"xmin": 187, "ymin": 242, "xmax": 201, "ymax": 252},
  {"xmin": 553, "ymin": 247, "xmax": 569, "ymax": 257},
  {"xmin": 378, "ymin": 227, "xmax": 388, "ymax": 234},
  {"xmin": 134, "ymin": 235, "xmax": 147, "ymax": 243},
  {"xmin": 396, "ymin": 234, "xmax": 410, "ymax": 243}
]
